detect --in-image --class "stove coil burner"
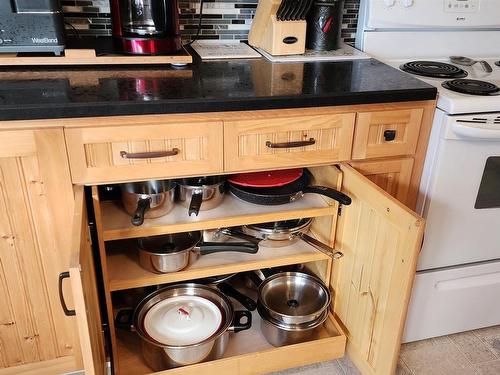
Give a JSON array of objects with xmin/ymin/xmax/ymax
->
[
  {"xmin": 496, "ymin": 61, "xmax": 500, "ymax": 67},
  {"xmin": 442, "ymin": 79, "xmax": 500, "ymax": 96},
  {"xmin": 400, "ymin": 61, "xmax": 468, "ymax": 78}
]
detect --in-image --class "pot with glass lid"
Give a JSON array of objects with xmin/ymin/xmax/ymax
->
[{"xmin": 115, "ymin": 283, "xmax": 252, "ymax": 370}]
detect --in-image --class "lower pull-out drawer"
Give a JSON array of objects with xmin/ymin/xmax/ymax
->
[{"xmin": 115, "ymin": 312, "xmax": 346, "ymax": 375}]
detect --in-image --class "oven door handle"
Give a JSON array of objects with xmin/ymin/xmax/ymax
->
[{"xmin": 451, "ymin": 122, "xmax": 500, "ymax": 140}]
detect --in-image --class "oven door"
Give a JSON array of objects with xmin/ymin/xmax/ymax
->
[{"xmin": 418, "ymin": 111, "xmax": 500, "ymax": 271}]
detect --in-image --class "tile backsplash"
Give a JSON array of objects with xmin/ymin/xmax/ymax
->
[{"xmin": 62, "ymin": 0, "xmax": 360, "ymax": 44}]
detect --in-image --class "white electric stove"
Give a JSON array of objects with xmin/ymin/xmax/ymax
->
[{"xmin": 356, "ymin": 0, "xmax": 500, "ymax": 343}]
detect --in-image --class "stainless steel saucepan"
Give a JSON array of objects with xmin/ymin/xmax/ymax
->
[{"xmin": 121, "ymin": 179, "xmax": 176, "ymax": 226}]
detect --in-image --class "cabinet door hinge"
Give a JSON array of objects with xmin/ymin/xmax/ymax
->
[{"xmin": 338, "ymin": 204, "xmax": 343, "ymax": 216}]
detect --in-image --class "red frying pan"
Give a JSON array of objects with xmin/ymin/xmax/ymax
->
[{"xmin": 228, "ymin": 168, "xmax": 303, "ymax": 188}]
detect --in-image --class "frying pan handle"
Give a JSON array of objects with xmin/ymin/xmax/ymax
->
[
  {"xmin": 266, "ymin": 138, "xmax": 316, "ymax": 149},
  {"xmin": 228, "ymin": 310, "xmax": 252, "ymax": 333},
  {"xmin": 188, "ymin": 189, "xmax": 203, "ymax": 217},
  {"xmin": 115, "ymin": 308, "xmax": 136, "ymax": 332},
  {"xmin": 220, "ymin": 228, "xmax": 262, "ymax": 245},
  {"xmin": 218, "ymin": 283, "xmax": 257, "ymax": 311},
  {"xmin": 303, "ymin": 186, "xmax": 352, "ymax": 206},
  {"xmin": 199, "ymin": 242, "xmax": 259, "ymax": 255},
  {"xmin": 131, "ymin": 197, "xmax": 151, "ymax": 226}
]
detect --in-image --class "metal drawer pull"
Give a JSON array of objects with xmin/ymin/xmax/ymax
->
[
  {"xmin": 120, "ymin": 148, "xmax": 180, "ymax": 159},
  {"xmin": 58, "ymin": 272, "xmax": 76, "ymax": 316},
  {"xmin": 266, "ymin": 138, "xmax": 316, "ymax": 149},
  {"xmin": 383, "ymin": 130, "xmax": 397, "ymax": 142}
]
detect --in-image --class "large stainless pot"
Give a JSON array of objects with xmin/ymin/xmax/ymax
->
[
  {"xmin": 116, "ymin": 284, "xmax": 252, "ymax": 371},
  {"xmin": 137, "ymin": 231, "xmax": 258, "ymax": 273},
  {"xmin": 178, "ymin": 176, "xmax": 226, "ymax": 217},
  {"xmin": 121, "ymin": 179, "xmax": 176, "ymax": 226}
]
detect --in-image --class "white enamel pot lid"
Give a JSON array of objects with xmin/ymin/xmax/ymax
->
[{"xmin": 143, "ymin": 295, "xmax": 223, "ymax": 346}]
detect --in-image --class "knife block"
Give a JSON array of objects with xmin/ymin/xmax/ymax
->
[{"xmin": 249, "ymin": 0, "xmax": 307, "ymax": 56}]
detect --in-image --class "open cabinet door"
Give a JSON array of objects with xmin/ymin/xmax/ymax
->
[
  {"xmin": 333, "ymin": 164, "xmax": 424, "ymax": 375},
  {"xmin": 68, "ymin": 186, "xmax": 107, "ymax": 375}
]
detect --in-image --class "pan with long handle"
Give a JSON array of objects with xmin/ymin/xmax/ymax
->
[{"xmin": 228, "ymin": 169, "xmax": 351, "ymax": 206}]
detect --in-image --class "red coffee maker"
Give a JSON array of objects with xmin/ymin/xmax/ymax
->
[{"xmin": 110, "ymin": 0, "xmax": 181, "ymax": 55}]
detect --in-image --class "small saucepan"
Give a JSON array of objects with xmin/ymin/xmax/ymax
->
[
  {"xmin": 137, "ymin": 231, "xmax": 258, "ymax": 274},
  {"xmin": 178, "ymin": 176, "xmax": 226, "ymax": 217},
  {"xmin": 121, "ymin": 180, "xmax": 177, "ymax": 226}
]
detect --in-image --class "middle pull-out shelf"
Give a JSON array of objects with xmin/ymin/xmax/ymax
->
[
  {"xmin": 98, "ymin": 192, "xmax": 337, "ymax": 241},
  {"xmin": 106, "ymin": 239, "xmax": 331, "ymax": 291}
]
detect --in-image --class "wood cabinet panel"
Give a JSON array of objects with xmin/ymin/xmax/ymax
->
[
  {"xmin": 333, "ymin": 165, "xmax": 424, "ymax": 375},
  {"xmin": 224, "ymin": 113, "xmax": 355, "ymax": 172},
  {"xmin": 350, "ymin": 158, "xmax": 414, "ymax": 207},
  {"xmin": 65, "ymin": 120, "xmax": 224, "ymax": 184},
  {"xmin": 352, "ymin": 109, "xmax": 424, "ymax": 160},
  {"xmin": 0, "ymin": 130, "xmax": 76, "ymax": 370}
]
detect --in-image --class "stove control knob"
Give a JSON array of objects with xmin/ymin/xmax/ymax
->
[
  {"xmin": 384, "ymin": 0, "xmax": 396, "ymax": 7},
  {"xmin": 400, "ymin": 0, "xmax": 414, "ymax": 7}
]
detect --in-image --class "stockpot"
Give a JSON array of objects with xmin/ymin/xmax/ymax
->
[{"xmin": 115, "ymin": 284, "xmax": 252, "ymax": 371}]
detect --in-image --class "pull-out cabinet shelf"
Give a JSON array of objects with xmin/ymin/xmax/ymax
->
[{"xmin": 70, "ymin": 164, "xmax": 424, "ymax": 375}]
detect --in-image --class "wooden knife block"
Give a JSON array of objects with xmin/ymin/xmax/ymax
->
[{"xmin": 249, "ymin": 0, "xmax": 306, "ymax": 56}]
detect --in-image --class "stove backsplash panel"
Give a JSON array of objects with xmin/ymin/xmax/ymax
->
[{"xmin": 62, "ymin": 0, "xmax": 359, "ymax": 44}]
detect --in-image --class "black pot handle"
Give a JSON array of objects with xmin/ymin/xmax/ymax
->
[
  {"xmin": 131, "ymin": 197, "xmax": 151, "ymax": 226},
  {"xmin": 228, "ymin": 310, "xmax": 252, "ymax": 333},
  {"xmin": 218, "ymin": 282, "xmax": 257, "ymax": 311},
  {"xmin": 188, "ymin": 190, "xmax": 203, "ymax": 217},
  {"xmin": 115, "ymin": 308, "xmax": 136, "ymax": 332},
  {"xmin": 199, "ymin": 242, "xmax": 258, "ymax": 255},
  {"xmin": 58, "ymin": 272, "xmax": 75, "ymax": 316},
  {"xmin": 302, "ymin": 186, "xmax": 352, "ymax": 206}
]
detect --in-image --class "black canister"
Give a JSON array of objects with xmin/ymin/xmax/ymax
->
[{"xmin": 306, "ymin": 0, "xmax": 345, "ymax": 51}]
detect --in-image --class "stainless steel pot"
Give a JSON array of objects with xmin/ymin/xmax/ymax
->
[
  {"xmin": 121, "ymin": 180, "xmax": 176, "ymax": 226},
  {"xmin": 258, "ymin": 304, "xmax": 328, "ymax": 347},
  {"xmin": 137, "ymin": 231, "xmax": 258, "ymax": 273},
  {"xmin": 178, "ymin": 176, "xmax": 226, "ymax": 217},
  {"xmin": 258, "ymin": 272, "xmax": 330, "ymax": 325},
  {"xmin": 115, "ymin": 284, "xmax": 252, "ymax": 371}
]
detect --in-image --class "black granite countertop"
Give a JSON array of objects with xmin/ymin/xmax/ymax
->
[{"xmin": 0, "ymin": 56, "xmax": 436, "ymax": 121}]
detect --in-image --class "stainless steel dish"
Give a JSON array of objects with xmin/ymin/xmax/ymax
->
[
  {"xmin": 258, "ymin": 272, "xmax": 330, "ymax": 325},
  {"xmin": 121, "ymin": 179, "xmax": 176, "ymax": 226},
  {"xmin": 258, "ymin": 304, "xmax": 328, "ymax": 347},
  {"xmin": 137, "ymin": 231, "xmax": 258, "ymax": 274},
  {"xmin": 178, "ymin": 176, "xmax": 226, "ymax": 216},
  {"xmin": 115, "ymin": 284, "xmax": 252, "ymax": 371}
]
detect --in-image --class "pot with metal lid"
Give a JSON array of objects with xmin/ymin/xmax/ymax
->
[
  {"xmin": 121, "ymin": 179, "xmax": 177, "ymax": 226},
  {"xmin": 115, "ymin": 283, "xmax": 252, "ymax": 370},
  {"xmin": 137, "ymin": 231, "xmax": 258, "ymax": 274},
  {"xmin": 178, "ymin": 175, "xmax": 226, "ymax": 217}
]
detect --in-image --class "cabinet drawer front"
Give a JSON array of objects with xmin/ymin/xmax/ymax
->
[
  {"xmin": 352, "ymin": 108, "xmax": 424, "ymax": 159},
  {"xmin": 224, "ymin": 113, "xmax": 355, "ymax": 172},
  {"xmin": 65, "ymin": 121, "xmax": 224, "ymax": 184}
]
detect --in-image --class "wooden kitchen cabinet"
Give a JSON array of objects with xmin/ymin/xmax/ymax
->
[
  {"xmin": 0, "ymin": 129, "xmax": 79, "ymax": 374},
  {"xmin": 76, "ymin": 163, "xmax": 423, "ymax": 375},
  {"xmin": 0, "ymin": 99, "xmax": 434, "ymax": 375}
]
